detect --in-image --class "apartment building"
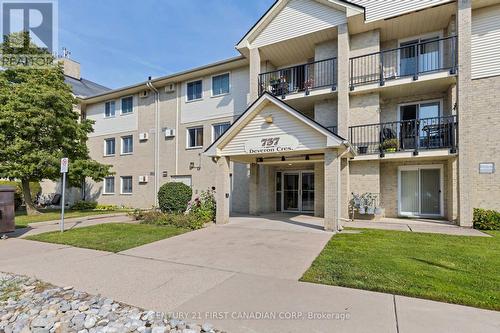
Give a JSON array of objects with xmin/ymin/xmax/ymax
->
[{"xmin": 78, "ymin": 0, "xmax": 500, "ymax": 231}]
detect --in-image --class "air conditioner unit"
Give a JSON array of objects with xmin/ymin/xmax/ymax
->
[
  {"xmin": 164, "ymin": 128, "xmax": 176, "ymax": 138},
  {"xmin": 138, "ymin": 175, "xmax": 149, "ymax": 183},
  {"xmin": 139, "ymin": 132, "xmax": 149, "ymax": 141},
  {"xmin": 165, "ymin": 83, "xmax": 175, "ymax": 93},
  {"xmin": 139, "ymin": 90, "xmax": 149, "ymax": 98}
]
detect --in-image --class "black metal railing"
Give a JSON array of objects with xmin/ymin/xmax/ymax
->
[
  {"xmin": 349, "ymin": 36, "xmax": 457, "ymax": 88},
  {"xmin": 349, "ymin": 115, "xmax": 458, "ymax": 156},
  {"xmin": 258, "ymin": 58, "xmax": 337, "ymax": 98},
  {"xmin": 326, "ymin": 125, "xmax": 337, "ymax": 134}
]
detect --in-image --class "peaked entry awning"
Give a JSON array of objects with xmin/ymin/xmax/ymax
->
[{"xmin": 204, "ymin": 92, "xmax": 352, "ymax": 159}]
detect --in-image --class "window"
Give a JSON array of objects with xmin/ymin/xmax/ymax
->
[
  {"xmin": 121, "ymin": 96, "xmax": 133, "ymax": 114},
  {"xmin": 187, "ymin": 127, "xmax": 203, "ymax": 148},
  {"xmin": 104, "ymin": 177, "xmax": 115, "ymax": 194},
  {"xmin": 170, "ymin": 175, "xmax": 192, "ymax": 187},
  {"xmin": 121, "ymin": 176, "xmax": 133, "ymax": 194},
  {"xmin": 187, "ymin": 80, "xmax": 202, "ymax": 101},
  {"xmin": 105, "ymin": 101, "xmax": 115, "ymax": 117},
  {"xmin": 212, "ymin": 123, "xmax": 230, "ymax": 141},
  {"xmin": 212, "ymin": 73, "xmax": 230, "ymax": 96},
  {"xmin": 121, "ymin": 135, "xmax": 133, "ymax": 154},
  {"xmin": 104, "ymin": 138, "xmax": 115, "ymax": 156}
]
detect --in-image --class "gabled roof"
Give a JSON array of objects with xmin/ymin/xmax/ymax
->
[
  {"xmin": 205, "ymin": 92, "xmax": 349, "ymax": 157},
  {"xmin": 236, "ymin": 0, "xmax": 365, "ymax": 50},
  {"xmin": 65, "ymin": 75, "xmax": 111, "ymax": 98}
]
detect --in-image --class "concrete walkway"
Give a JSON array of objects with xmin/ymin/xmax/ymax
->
[
  {"xmin": 342, "ymin": 217, "xmax": 488, "ymax": 236},
  {"xmin": 3, "ymin": 213, "xmax": 135, "ymax": 238},
  {"xmin": 1, "ymin": 214, "xmax": 498, "ymax": 332}
]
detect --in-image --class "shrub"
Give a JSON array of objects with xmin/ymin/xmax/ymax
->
[
  {"xmin": 136, "ymin": 210, "xmax": 205, "ymax": 230},
  {"xmin": 473, "ymin": 208, "xmax": 500, "ymax": 230},
  {"xmin": 70, "ymin": 200, "xmax": 98, "ymax": 210},
  {"xmin": 186, "ymin": 189, "xmax": 216, "ymax": 223},
  {"xmin": 95, "ymin": 204, "xmax": 119, "ymax": 211},
  {"xmin": 158, "ymin": 182, "xmax": 192, "ymax": 213}
]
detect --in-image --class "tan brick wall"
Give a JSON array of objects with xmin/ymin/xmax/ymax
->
[
  {"xmin": 379, "ymin": 159, "xmax": 452, "ymax": 218},
  {"xmin": 350, "ymin": 160, "xmax": 380, "ymax": 196},
  {"xmin": 314, "ymin": 99, "xmax": 337, "ymax": 128},
  {"xmin": 350, "ymin": 93, "xmax": 380, "ymax": 127},
  {"xmin": 466, "ymin": 76, "xmax": 500, "ymax": 212}
]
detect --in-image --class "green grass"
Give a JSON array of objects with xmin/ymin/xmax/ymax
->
[
  {"xmin": 26, "ymin": 223, "xmax": 188, "ymax": 252},
  {"xmin": 15, "ymin": 209, "xmax": 126, "ymax": 228},
  {"xmin": 301, "ymin": 229, "xmax": 500, "ymax": 311}
]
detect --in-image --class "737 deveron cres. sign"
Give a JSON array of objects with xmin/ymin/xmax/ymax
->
[{"xmin": 245, "ymin": 135, "xmax": 299, "ymax": 154}]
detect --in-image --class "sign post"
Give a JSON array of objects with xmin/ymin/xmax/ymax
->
[{"xmin": 60, "ymin": 158, "xmax": 69, "ymax": 232}]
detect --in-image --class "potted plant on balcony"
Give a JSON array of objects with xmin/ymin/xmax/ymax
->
[{"xmin": 380, "ymin": 138, "xmax": 399, "ymax": 153}]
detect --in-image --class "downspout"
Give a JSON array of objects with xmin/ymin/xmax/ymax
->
[
  {"xmin": 175, "ymin": 83, "xmax": 180, "ymax": 175},
  {"xmin": 146, "ymin": 81, "xmax": 160, "ymax": 208}
]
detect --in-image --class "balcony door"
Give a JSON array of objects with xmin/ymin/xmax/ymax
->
[
  {"xmin": 399, "ymin": 35, "xmax": 441, "ymax": 77},
  {"xmin": 399, "ymin": 101, "xmax": 441, "ymax": 149},
  {"xmin": 399, "ymin": 165, "xmax": 443, "ymax": 217}
]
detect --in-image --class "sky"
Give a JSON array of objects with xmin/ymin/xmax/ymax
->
[{"xmin": 58, "ymin": 0, "xmax": 276, "ymax": 89}]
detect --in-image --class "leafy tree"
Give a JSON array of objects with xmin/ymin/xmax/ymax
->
[{"xmin": 0, "ymin": 32, "xmax": 112, "ymax": 215}]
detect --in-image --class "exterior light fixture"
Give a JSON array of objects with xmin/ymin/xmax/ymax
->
[
  {"xmin": 281, "ymin": 156, "xmax": 286, "ymax": 161},
  {"xmin": 265, "ymin": 115, "xmax": 273, "ymax": 124},
  {"xmin": 305, "ymin": 155, "xmax": 310, "ymax": 160},
  {"xmin": 257, "ymin": 158, "xmax": 264, "ymax": 163}
]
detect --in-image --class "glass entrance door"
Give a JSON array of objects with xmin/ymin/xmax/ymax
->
[
  {"xmin": 283, "ymin": 173, "xmax": 300, "ymax": 212},
  {"xmin": 280, "ymin": 171, "xmax": 315, "ymax": 213},
  {"xmin": 399, "ymin": 166, "xmax": 442, "ymax": 217}
]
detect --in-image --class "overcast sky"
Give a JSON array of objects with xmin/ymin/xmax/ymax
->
[{"xmin": 59, "ymin": 0, "xmax": 275, "ymax": 89}]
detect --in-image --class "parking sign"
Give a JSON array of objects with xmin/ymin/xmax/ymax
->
[{"xmin": 60, "ymin": 157, "xmax": 68, "ymax": 173}]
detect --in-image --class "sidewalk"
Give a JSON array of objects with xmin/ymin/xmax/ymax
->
[
  {"xmin": 1, "ymin": 219, "xmax": 498, "ymax": 333},
  {"xmin": 3, "ymin": 213, "xmax": 134, "ymax": 238}
]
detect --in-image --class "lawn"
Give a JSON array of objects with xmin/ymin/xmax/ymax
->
[
  {"xmin": 301, "ymin": 229, "xmax": 500, "ymax": 311},
  {"xmin": 26, "ymin": 223, "xmax": 188, "ymax": 252},
  {"xmin": 15, "ymin": 209, "xmax": 126, "ymax": 228}
]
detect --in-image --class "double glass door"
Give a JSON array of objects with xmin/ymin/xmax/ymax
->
[
  {"xmin": 399, "ymin": 166, "xmax": 442, "ymax": 217},
  {"xmin": 400, "ymin": 36, "xmax": 440, "ymax": 77},
  {"xmin": 277, "ymin": 171, "xmax": 314, "ymax": 213}
]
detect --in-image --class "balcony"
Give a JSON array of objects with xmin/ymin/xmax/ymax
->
[
  {"xmin": 349, "ymin": 115, "xmax": 458, "ymax": 156},
  {"xmin": 258, "ymin": 58, "xmax": 337, "ymax": 98},
  {"xmin": 349, "ymin": 36, "xmax": 457, "ymax": 89}
]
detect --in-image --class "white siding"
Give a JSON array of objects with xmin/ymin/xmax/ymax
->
[
  {"xmin": 472, "ymin": 5, "xmax": 500, "ymax": 79},
  {"xmin": 351, "ymin": 0, "xmax": 449, "ymax": 23},
  {"xmin": 86, "ymin": 95, "xmax": 139, "ymax": 137},
  {"xmin": 251, "ymin": 0, "xmax": 346, "ymax": 48},
  {"xmin": 222, "ymin": 104, "xmax": 326, "ymax": 156},
  {"xmin": 180, "ymin": 66, "xmax": 250, "ymax": 124}
]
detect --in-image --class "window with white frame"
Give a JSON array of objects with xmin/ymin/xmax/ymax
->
[
  {"xmin": 212, "ymin": 73, "xmax": 230, "ymax": 96},
  {"xmin": 212, "ymin": 122, "xmax": 230, "ymax": 141},
  {"xmin": 104, "ymin": 177, "xmax": 115, "ymax": 194},
  {"xmin": 121, "ymin": 96, "xmax": 133, "ymax": 114},
  {"xmin": 121, "ymin": 176, "xmax": 133, "ymax": 194},
  {"xmin": 121, "ymin": 135, "xmax": 133, "ymax": 154},
  {"xmin": 104, "ymin": 138, "xmax": 115, "ymax": 156},
  {"xmin": 105, "ymin": 101, "xmax": 115, "ymax": 117},
  {"xmin": 187, "ymin": 127, "xmax": 203, "ymax": 148},
  {"xmin": 187, "ymin": 80, "xmax": 202, "ymax": 101}
]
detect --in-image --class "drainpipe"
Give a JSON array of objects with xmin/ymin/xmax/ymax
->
[
  {"xmin": 146, "ymin": 81, "xmax": 160, "ymax": 208},
  {"xmin": 175, "ymin": 83, "xmax": 180, "ymax": 175}
]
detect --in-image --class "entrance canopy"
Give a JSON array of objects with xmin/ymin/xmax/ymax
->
[{"xmin": 204, "ymin": 92, "xmax": 353, "ymax": 163}]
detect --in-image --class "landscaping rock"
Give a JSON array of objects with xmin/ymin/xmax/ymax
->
[{"xmin": 0, "ymin": 273, "xmax": 226, "ymax": 333}]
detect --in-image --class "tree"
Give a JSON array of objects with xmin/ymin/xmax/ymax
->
[{"xmin": 0, "ymin": 32, "xmax": 112, "ymax": 215}]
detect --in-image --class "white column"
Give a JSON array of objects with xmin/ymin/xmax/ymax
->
[
  {"xmin": 324, "ymin": 149, "xmax": 340, "ymax": 232},
  {"xmin": 249, "ymin": 163, "xmax": 259, "ymax": 215},
  {"xmin": 314, "ymin": 163, "xmax": 325, "ymax": 217},
  {"xmin": 249, "ymin": 48, "xmax": 261, "ymax": 102},
  {"xmin": 216, "ymin": 156, "xmax": 231, "ymax": 225}
]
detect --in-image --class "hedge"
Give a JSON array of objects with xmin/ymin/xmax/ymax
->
[
  {"xmin": 158, "ymin": 182, "xmax": 192, "ymax": 213},
  {"xmin": 473, "ymin": 208, "xmax": 500, "ymax": 230}
]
